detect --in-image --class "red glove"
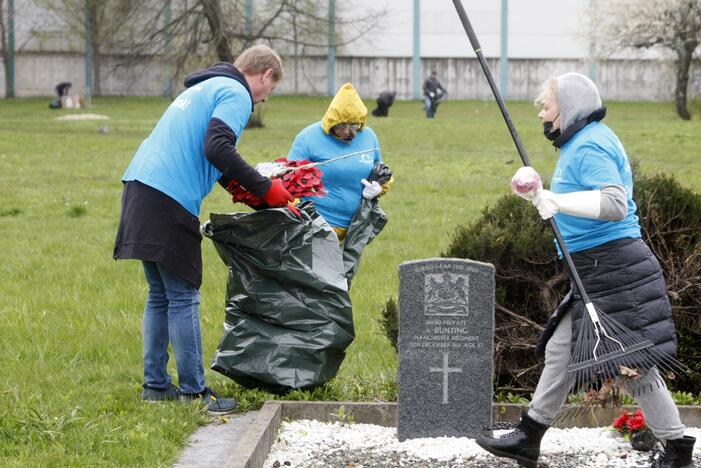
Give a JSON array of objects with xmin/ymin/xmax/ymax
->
[{"xmin": 262, "ymin": 178, "xmax": 294, "ymax": 207}]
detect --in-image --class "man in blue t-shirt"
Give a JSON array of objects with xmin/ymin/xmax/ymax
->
[
  {"xmin": 288, "ymin": 82, "xmax": 392, "ymax": 240},
  {"xmin": 114, "ymin": 45, "xmax": 293, "ymax": 413}
]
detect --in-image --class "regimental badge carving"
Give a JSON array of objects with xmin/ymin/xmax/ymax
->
[{"xmin": 424, "ymin": 272, "xmax": 469, "ymax": 316}]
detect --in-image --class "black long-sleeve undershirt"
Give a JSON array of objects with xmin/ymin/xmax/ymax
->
[{"xmin": 204, "ymin": 117, "xmax": 271, "ymax": 197}]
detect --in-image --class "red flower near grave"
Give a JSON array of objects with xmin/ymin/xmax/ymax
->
[
  {"xmin": 226, "ymin": 158, "xmax": 325, "ymax": 208},
  {"xmin": 613, "ymin": 411, "xmax": 629, "ymax": 432},
  {"xmin": 627, "ymin": 410, "xmax": 646, "ymax": 432},
  {"xmin": 612, "ymin": 409, "xmax": 646, "ymax": 435}
]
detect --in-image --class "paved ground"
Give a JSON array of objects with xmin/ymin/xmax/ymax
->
[{"xmin": 174, "ymin": 411, "xmax": 259, "ymax": 468}]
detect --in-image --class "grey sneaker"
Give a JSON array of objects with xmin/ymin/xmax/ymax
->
[
  {"xmin": 141, "ymin": 383, "xmax": 179, "ymax": 402},
  {"xmin": 179, "ymin": 387, "xmax": 237, "ymax": 415}
]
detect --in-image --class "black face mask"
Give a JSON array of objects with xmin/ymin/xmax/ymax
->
[{"xmin": 542, "ymin": 113, "xmax": 561, "ymax": 141}]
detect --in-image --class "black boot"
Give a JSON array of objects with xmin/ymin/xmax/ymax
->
[
  {"xmin": 650, "ymin": 436, "xmax": 696, "ymax": 468},
  {"xmin": 476, "ymin": 412, "xmax": 548, "ymax": 468}
]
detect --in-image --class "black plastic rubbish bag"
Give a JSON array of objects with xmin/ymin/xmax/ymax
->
[{"xmin": 202, "ymin": 199, "xmax": 387, "ymax": 394}]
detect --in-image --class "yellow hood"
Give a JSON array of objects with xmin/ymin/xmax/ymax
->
[{"xmin": 321, "ymin": 83, "xmax": 368, "ymax": 134}]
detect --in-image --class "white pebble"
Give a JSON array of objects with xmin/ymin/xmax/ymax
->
[{"xmin": 264, "ymin": 421, "xmax": 701, "ymax": 467}]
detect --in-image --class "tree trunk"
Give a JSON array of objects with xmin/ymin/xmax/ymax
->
[
  {"xmin": 93, "ymin": 48, "xmax": 102, "ymax": 97},
  {"xmin": 292, "ymin": 5, "xmax": 299, "ymax": 94},
  {"xmin": 86, "ymin": 2, "xmax": 101, "ymax": 97},
  {"xmin": 0, "ymin": 0, "xmax": 11, "ymax": 98},
  {"xmin": 674, "ymin": 40, "xmax": 696, "ymax": 121},
  {"xmin": 201, "ymin": 0, "xmax": 233, "ymax": 62}
]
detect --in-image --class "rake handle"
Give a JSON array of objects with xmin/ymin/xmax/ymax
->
[
  {"xmin": 452, "ymin": 0, "xmax": 592, "ymax": 305},
  {"xmin": 276, "ymin": 147, "xmax": 381, "ymax": 176}
]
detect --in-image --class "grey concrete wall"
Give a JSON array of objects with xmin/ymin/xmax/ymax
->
[
  {"xmin": 2, "ymin": 53, "xmax": 699, "ymax": 102},
  {"xmin": 0, "ymin": 53, "xmax": 171, "ymax": 97}
]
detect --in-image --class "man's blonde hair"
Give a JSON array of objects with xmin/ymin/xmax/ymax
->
[{"xmin": 234, "ymin": 44, "xmax": 284, "ymax": 83}]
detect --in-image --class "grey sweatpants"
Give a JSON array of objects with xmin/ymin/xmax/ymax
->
[{"xmin": 527, "ymin": 310, "xmax": 686, "ymax": 441}]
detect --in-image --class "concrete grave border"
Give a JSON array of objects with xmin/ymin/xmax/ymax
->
[{"xmin": 230, "ymin": 401, "xmax": 701, "ymax": 468}]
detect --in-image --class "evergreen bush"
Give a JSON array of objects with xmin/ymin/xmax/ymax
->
[
  {"xmin": 380, "ymin": 171, "xmax": 701, "ymax": 394},
  {"xmin": 378, "ymin": 297, "xmax": 398, "ymax": 350},
  {"xmin": 635, "ymin": 174, "xmax": 701, "ymax": 391}
]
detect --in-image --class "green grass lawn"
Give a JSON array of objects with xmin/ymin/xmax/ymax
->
[{"xmin": 1, "ymin": 95, "xmax": 699, "ymax": 466}]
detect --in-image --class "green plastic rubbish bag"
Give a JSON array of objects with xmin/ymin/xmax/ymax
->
[{"xmin": 201, "ymin": 199, "xmax": 387, "ymax": 394}]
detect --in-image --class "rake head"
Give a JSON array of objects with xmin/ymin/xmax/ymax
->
[{"xmin": 567, "ymin": 303, "xmax": 689, "ymax": 395}]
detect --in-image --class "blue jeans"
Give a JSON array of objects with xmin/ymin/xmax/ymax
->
[
  {"xmin": 142, "ymin": 261, "xmax": 205, "ymax": 394},
  {"xmin": 423, "ymin": 96, "xmax": 437, "ymax": 118}
]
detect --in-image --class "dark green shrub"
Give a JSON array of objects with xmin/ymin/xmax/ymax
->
[
  {"xmin": 381, "ymin": 195, "xmax": 567, "ymax": 392},
  {"xmin": 378, "ymin": 297, "xmax": 398, "ymax": 350},
  {"xmin": 380, "ymin": 171, "xmax": 701, "ymax": 394},
  {"xmin": 443, "ymin": 195, "xmax": 568, "ymax": 394},
  {"xmin": 635, "ymin": 174, "xmax": 701, "ymax": 391}
]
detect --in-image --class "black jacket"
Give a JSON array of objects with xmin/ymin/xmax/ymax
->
[
  {"xmin": 422, "ymin": 77, "xmax": 446, "ymax": 97},
  {"xmin": 536, "ymin": 238, "xmax": 677, "ymax": 367}
]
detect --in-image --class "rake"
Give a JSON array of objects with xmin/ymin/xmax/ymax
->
[{"xmin": 451, "ymin": 0, "xmax": 688, "ymax": 393}]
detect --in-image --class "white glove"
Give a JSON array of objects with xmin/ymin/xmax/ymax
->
[
  {"xmin": 361, "ymin": 179, "xmax": 382, "ymax": 199},
  {"xmin": 511, "ymin": 166, "xmax": 543, "ymax": 201},
  {"xmin": 255, "ymin": 161, "xmax": 286, "ymax": 178},
  {"xmin": 429, "ymin": 92, "xmax": 435, "ymax": 98},
  {"xmin": 532, "ymin": 189, "xmax": 602, "ymax": 220}
]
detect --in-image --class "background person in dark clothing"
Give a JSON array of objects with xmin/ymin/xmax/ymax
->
[
  {"xmin": 371, "ymin": 90, "xmax": 396, "ymax": 117},
  {"xmin": 49, "ymin": 81, "xmax": 72, "ymax": 109},
  {"xmin": 113, "ymin": 44, "xmax": 293, "ymax": 414},
  {"xmin": 422, "ymin": 70, "xmax": 447, "ymax": 118}
]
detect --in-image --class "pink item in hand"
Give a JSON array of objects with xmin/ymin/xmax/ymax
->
[{"xmin": 511, "ymin": 166, "xmax": 543, "ymax": 199}]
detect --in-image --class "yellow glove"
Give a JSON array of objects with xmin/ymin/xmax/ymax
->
[{"xmin": 379, "ymin": 175, "xmax": 394, "ymax": 197}]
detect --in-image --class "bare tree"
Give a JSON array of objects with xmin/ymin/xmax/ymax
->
[
  {"xmin": 125, "ymin": 0, "xmax": 385, "ymax": 95},
  {"xmin": 200, "ymin": 0, "xmax": 234, "ymax": 62},
  {"xmin": 27, "ymin": 0, "xmax": 385, "ymax": 97},
  {"xmin": 590, "ymin": 0, "xmax": 701, "ymax": 120},
  {"xmin": 35, "ymin": 0, "xmax": 151, "ymax": 96}
]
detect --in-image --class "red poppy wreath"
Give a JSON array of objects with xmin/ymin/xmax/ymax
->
[{"xmin": 226, "ymin": 158, "xmax": 326, "ymax": 207}]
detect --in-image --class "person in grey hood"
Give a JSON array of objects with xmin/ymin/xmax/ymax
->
[
  {"xmin": 114, "ymin": 44, "xmax": 293, "ymax": 414},
  {"xmin": 476, "ymin": 73, "xmax": 695, "ymax": 468}
]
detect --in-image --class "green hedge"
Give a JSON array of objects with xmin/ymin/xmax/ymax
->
[{"xmin": 381, "ymin": 171, "xmax": 701, "ymax": 394}]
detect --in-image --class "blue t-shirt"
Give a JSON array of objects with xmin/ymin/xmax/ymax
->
[
  {"xmin": 288, "ymin": 122, "xmax": 381, "ymax": 228},
  {"xmin": 122, "ymin": 77, "xmax": 251, "ymax": 217},
  {"xmin": 551, "ymin": 121, "xmax": 641, "ymax": 254}
]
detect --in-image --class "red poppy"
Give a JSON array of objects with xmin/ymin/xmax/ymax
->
[
  {"xmin": 226, "ymin": 158, "xmax": 325, "ymax": 208},
  {"xmin": 613, "ymin": 411, "xmax": 630, "ymax": 431},
  {"xmin": 612, "ymin": 409, "xmax": 647, "ymax": 435},
  {"xmin": 627, "ymin": 410, "xmax": 647, "ymax": 432}
]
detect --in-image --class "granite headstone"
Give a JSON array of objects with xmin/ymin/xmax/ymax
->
[{"xmin": 397, "ymin": 258, "xmax": 495, "ymax": 441}]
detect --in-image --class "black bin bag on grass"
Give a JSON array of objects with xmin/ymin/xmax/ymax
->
[{"xmin": 201, "ymin": 199, "xmax": 387, "ymax": 394}]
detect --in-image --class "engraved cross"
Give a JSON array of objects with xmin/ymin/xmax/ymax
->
[{"xmin": 429, "ymin": 352, "xmax": 463, "ymax": 404}]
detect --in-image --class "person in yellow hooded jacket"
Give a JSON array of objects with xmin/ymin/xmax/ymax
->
[{"xmin": 287, "ymin": 83, "xmax": 391, "ymax": 240}]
